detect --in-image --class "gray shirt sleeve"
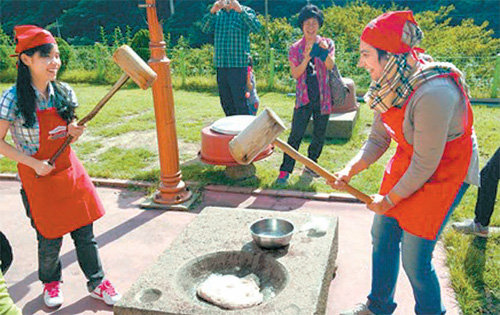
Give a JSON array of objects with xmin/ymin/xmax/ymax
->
[{"xmin": 359, "ymin": 112, "xmax": 391, "ymax": 165}]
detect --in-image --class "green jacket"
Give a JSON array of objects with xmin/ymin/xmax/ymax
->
[{"xmin": 0, "ymin": 271, "xmax": 21, "ymax": 315}]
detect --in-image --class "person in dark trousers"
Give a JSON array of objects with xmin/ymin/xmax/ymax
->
[
  {"xmin": 452, "ymin": 146, "xmax": 499, "ymax": 237},
  {"xmin": 275, "ymin": 4, "xmax": 336, "ymax": 184},
  {"xmin": 0, "ymin": 25, "xmax": 121, "ymax": 309},
  {"xmin": 0, "ymin": 232, "xmax": 13, "ymax": 275},
  {"xmin": 201, "ymin": 0, "xmax": 261, "ymax": 116}
]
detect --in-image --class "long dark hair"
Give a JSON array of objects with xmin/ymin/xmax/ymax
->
[{"xmin": 16, "ymin": 43, "xmax": 76, "ymax": 128}]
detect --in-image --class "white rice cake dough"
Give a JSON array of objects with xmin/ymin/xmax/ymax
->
[{"xmin": 197, "ymin": 274, "xmax": 263, "ymax": 309}]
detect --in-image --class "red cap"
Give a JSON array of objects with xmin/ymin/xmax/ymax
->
[
  {"xmin": 361, "ymin": 11, "xmax": 419, "ymax": 54},
  {"xmin": 12, "ymin": 25, "xmax": 56, "ymax": 56}
]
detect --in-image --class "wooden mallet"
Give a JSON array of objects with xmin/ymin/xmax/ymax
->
[
  {"xmin": 48, "ymin": 45, "xmax": 157, "ymax": 165},
  {"xmin": 229, "ymin": 108, "xmax": 372, "ymax": 204}
]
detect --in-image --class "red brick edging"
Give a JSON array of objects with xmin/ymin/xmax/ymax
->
[{"xmin": 0, "ymin": 173, "xmax": 361, "ymax": 203}]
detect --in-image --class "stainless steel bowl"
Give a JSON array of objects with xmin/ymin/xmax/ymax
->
[{"xmin": 250, "ymin": 218, "xmax": 295, "ymax": 249}]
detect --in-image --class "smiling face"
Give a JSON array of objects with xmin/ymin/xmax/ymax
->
[
  {"xmin": 358, "ymin": 40, "xmax": 388, "ymax": 81},
  {"xmin": 21, "ymin": 44, "xmax": 61, "ymax": 85},
  {"xmin": 302, "ymin": 17, "xmax": 319, "ymax": 41}
]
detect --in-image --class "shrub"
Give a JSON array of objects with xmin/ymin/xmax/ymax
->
[
  {"xmin": 93, "ymin": 43, "xmax": 118, "ymax": 84},
  {"xmin": 23, "ymin": 3, "xmax": 498, "ymax": 98},
  {"xmin": 0, "ymin": 26, "xmax": 15, "ymax": 79},
  {"xmin": 0, "ymin": 45, "xmax": 15, "ymax": 75},
  {"xmin": 69, "ymin": 46, "xmax": 99, "ymax": 71},
  {"xmin": 55, "ymin": 37, "xmax": 73, "ymax": 76},
  {"xmin": 130, "ymin": 29, "xmax": 150, "ymax": 62}
]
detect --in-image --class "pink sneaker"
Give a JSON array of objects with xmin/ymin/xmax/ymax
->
[
  {"xmin": 90, "ymin": 279, "xmax": 122, "ymax": 306},
  {"xmin": 43, "ymin": 281, "xmax": 63, "ymax": 308},
  {"xmin": 275, "ymin": 171, "xmax": 290, "ymax": 185}
]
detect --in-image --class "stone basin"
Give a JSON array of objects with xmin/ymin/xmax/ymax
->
[
  {"xmin": 114, "ymin": 207, "xmax": 338, "ymax": 314},
  {"xmin": 177, "ymin": 251, "xmax": 288, "ymax": 308}
]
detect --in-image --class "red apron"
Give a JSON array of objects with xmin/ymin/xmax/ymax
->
[
  {"xmin": 17, "ymin": 108, "xmax": 105, "ymax": 239},
  {"xmin": 379, "ymin": 74, "xmax": 473, "ymax": 240}
]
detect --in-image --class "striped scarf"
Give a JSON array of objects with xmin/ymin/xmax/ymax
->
[{"xmin": 365, "ymin": 53, "xmax": 470, "ymax": 113}]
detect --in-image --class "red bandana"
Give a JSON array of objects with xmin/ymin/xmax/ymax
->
[
  {"xmin": 12, "ymin": 25, "xmax": 56, "ymax": 56},
  {"xmin": 361, "ymin": 11, "xmax": 419, "ymax": 54}
]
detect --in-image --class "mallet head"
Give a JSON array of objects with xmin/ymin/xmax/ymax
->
[
  {"xmin": 229, "ymin": 108, "xmax": 286, "ymax": 165},
  {"xmin": 113, "ymin": 45, "xmax": 157, "ymax": 90}
]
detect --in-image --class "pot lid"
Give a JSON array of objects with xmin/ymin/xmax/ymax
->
[{"xmin": 210, "ymin": 115, "xmax": 255, "ymax": 135}]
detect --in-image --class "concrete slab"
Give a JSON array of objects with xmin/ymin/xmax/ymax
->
[
  {"xmin": 0, "ymin": 180, "xmax": 461, "ymax": 315},
  {"xmin": 201, "ymin": 191, "xmax": 462, "ymax": 315},
  {"xmin": 305, "ymin": 109, "xmax": 359, "ymax": 139},
  {"xmin": 1, "ymin": 180, "xmax": 197, "ymax": 315},
  {"xmin": 139, "ymin": 191, "xmax": 199, "ymax": 211},
  {"xmin": 115, "ymin": 207, "xmax": 338, "ymax": 314}
]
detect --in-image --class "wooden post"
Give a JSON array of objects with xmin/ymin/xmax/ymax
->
[{"xmin": 140, "ymin": 0, "xmax": 191, "ymax": 204}]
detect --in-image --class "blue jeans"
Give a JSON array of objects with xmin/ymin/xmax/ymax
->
[{"xmin": 367, "ymin": 183, "xmax": 469, "ymax": 315}]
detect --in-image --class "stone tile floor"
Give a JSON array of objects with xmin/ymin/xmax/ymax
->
[{"xmin": 1, "ymin": 179, "xmax": 460, "ymax": 314}]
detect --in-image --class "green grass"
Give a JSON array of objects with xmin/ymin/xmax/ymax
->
[
  {"xmin": 84, "ymin": 147, "xmax": 157, "ymax": 180},
  {"xmin": 0, "ymin": 82, "xmax": 499, "ymax": 314}
]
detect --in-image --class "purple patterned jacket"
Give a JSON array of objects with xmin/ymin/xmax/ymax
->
[{"xmin": 289, "ymin": 36, "xmax": 335, "ymax": 115}]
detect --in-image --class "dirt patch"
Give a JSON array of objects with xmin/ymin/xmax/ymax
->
[{"xmin": 80, "ymin": 130, "xmax": 201, "ymax": 162}]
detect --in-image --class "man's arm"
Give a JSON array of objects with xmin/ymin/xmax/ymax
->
[
  {"xmin": 201, "ymin": 12, "xmax": 216, "ymax": 34},
  {"xmin": 359, "ymin": 112, "xmax": 391, "ymax": 165},
  {"xmin": 201, "ymin": 1, "xmax": 224, "ymax": 34},
  {"xmin": 234, "ymin": 2, "xmax": 261, "ymax": 33}
]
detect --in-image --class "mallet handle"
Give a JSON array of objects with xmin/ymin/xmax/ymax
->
[
  {"xmin": 274, "ymin": 138, "xmax": 373, "ymax": 204},
  {"xmin": 48, "ymin": 74, "xmax": 130, "ymax": 165},
  {"xmin": 79, "ymin": 74, "xmax": 129, "ymax": 125}
]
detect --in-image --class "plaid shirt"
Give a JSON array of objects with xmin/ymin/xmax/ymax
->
[
  {"xmin": 0, "ymin": 82, "xmax": 78, "ymax": 155},
  {"xmin": 201, "ymin": 5, "xmax": 261, "ymax": 68},
  {"xmin": 289, "ymin": 36, "xmax": 335, "ymax": 115}
]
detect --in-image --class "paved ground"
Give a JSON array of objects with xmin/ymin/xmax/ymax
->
[{"xmin": 1, "ymin": 179, "xmax": 461, "ymax": 314}]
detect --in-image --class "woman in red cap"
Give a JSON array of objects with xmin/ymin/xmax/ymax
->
[
  {"xmin": 329, "ymin": 11, "xmax": 479, "ymax": 315},
  {"xmin": 0, "ymin": 25, "xmax": 121, "ymax": 308}
]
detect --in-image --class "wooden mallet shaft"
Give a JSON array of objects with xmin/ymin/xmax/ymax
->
[
  {"xmin": 272, "ymin": 138, "xmax": 372, "ymax": 204},
  {"xmin": 229, "ymin": 108, "xmax": 372, "ymax": 204},
  {"xmin": 48, "ymin": 45, "xmax": 157, "ymax": 165}
]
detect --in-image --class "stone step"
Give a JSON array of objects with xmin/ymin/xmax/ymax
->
[{"xmin": 305, "ymin": 107, "xmax": 360, "ymax": 139}]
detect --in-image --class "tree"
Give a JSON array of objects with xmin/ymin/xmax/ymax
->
[
  {"xmin": 130, "ymin": 29, "xmax": 150, "ymax": 62},
  {"xmin": 0, "ymin": 25, "xmax": 15, "ymax": 74},
  {"xmin": 55, "ymin": 37, "xmax": 73, "ymax": 76}
]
